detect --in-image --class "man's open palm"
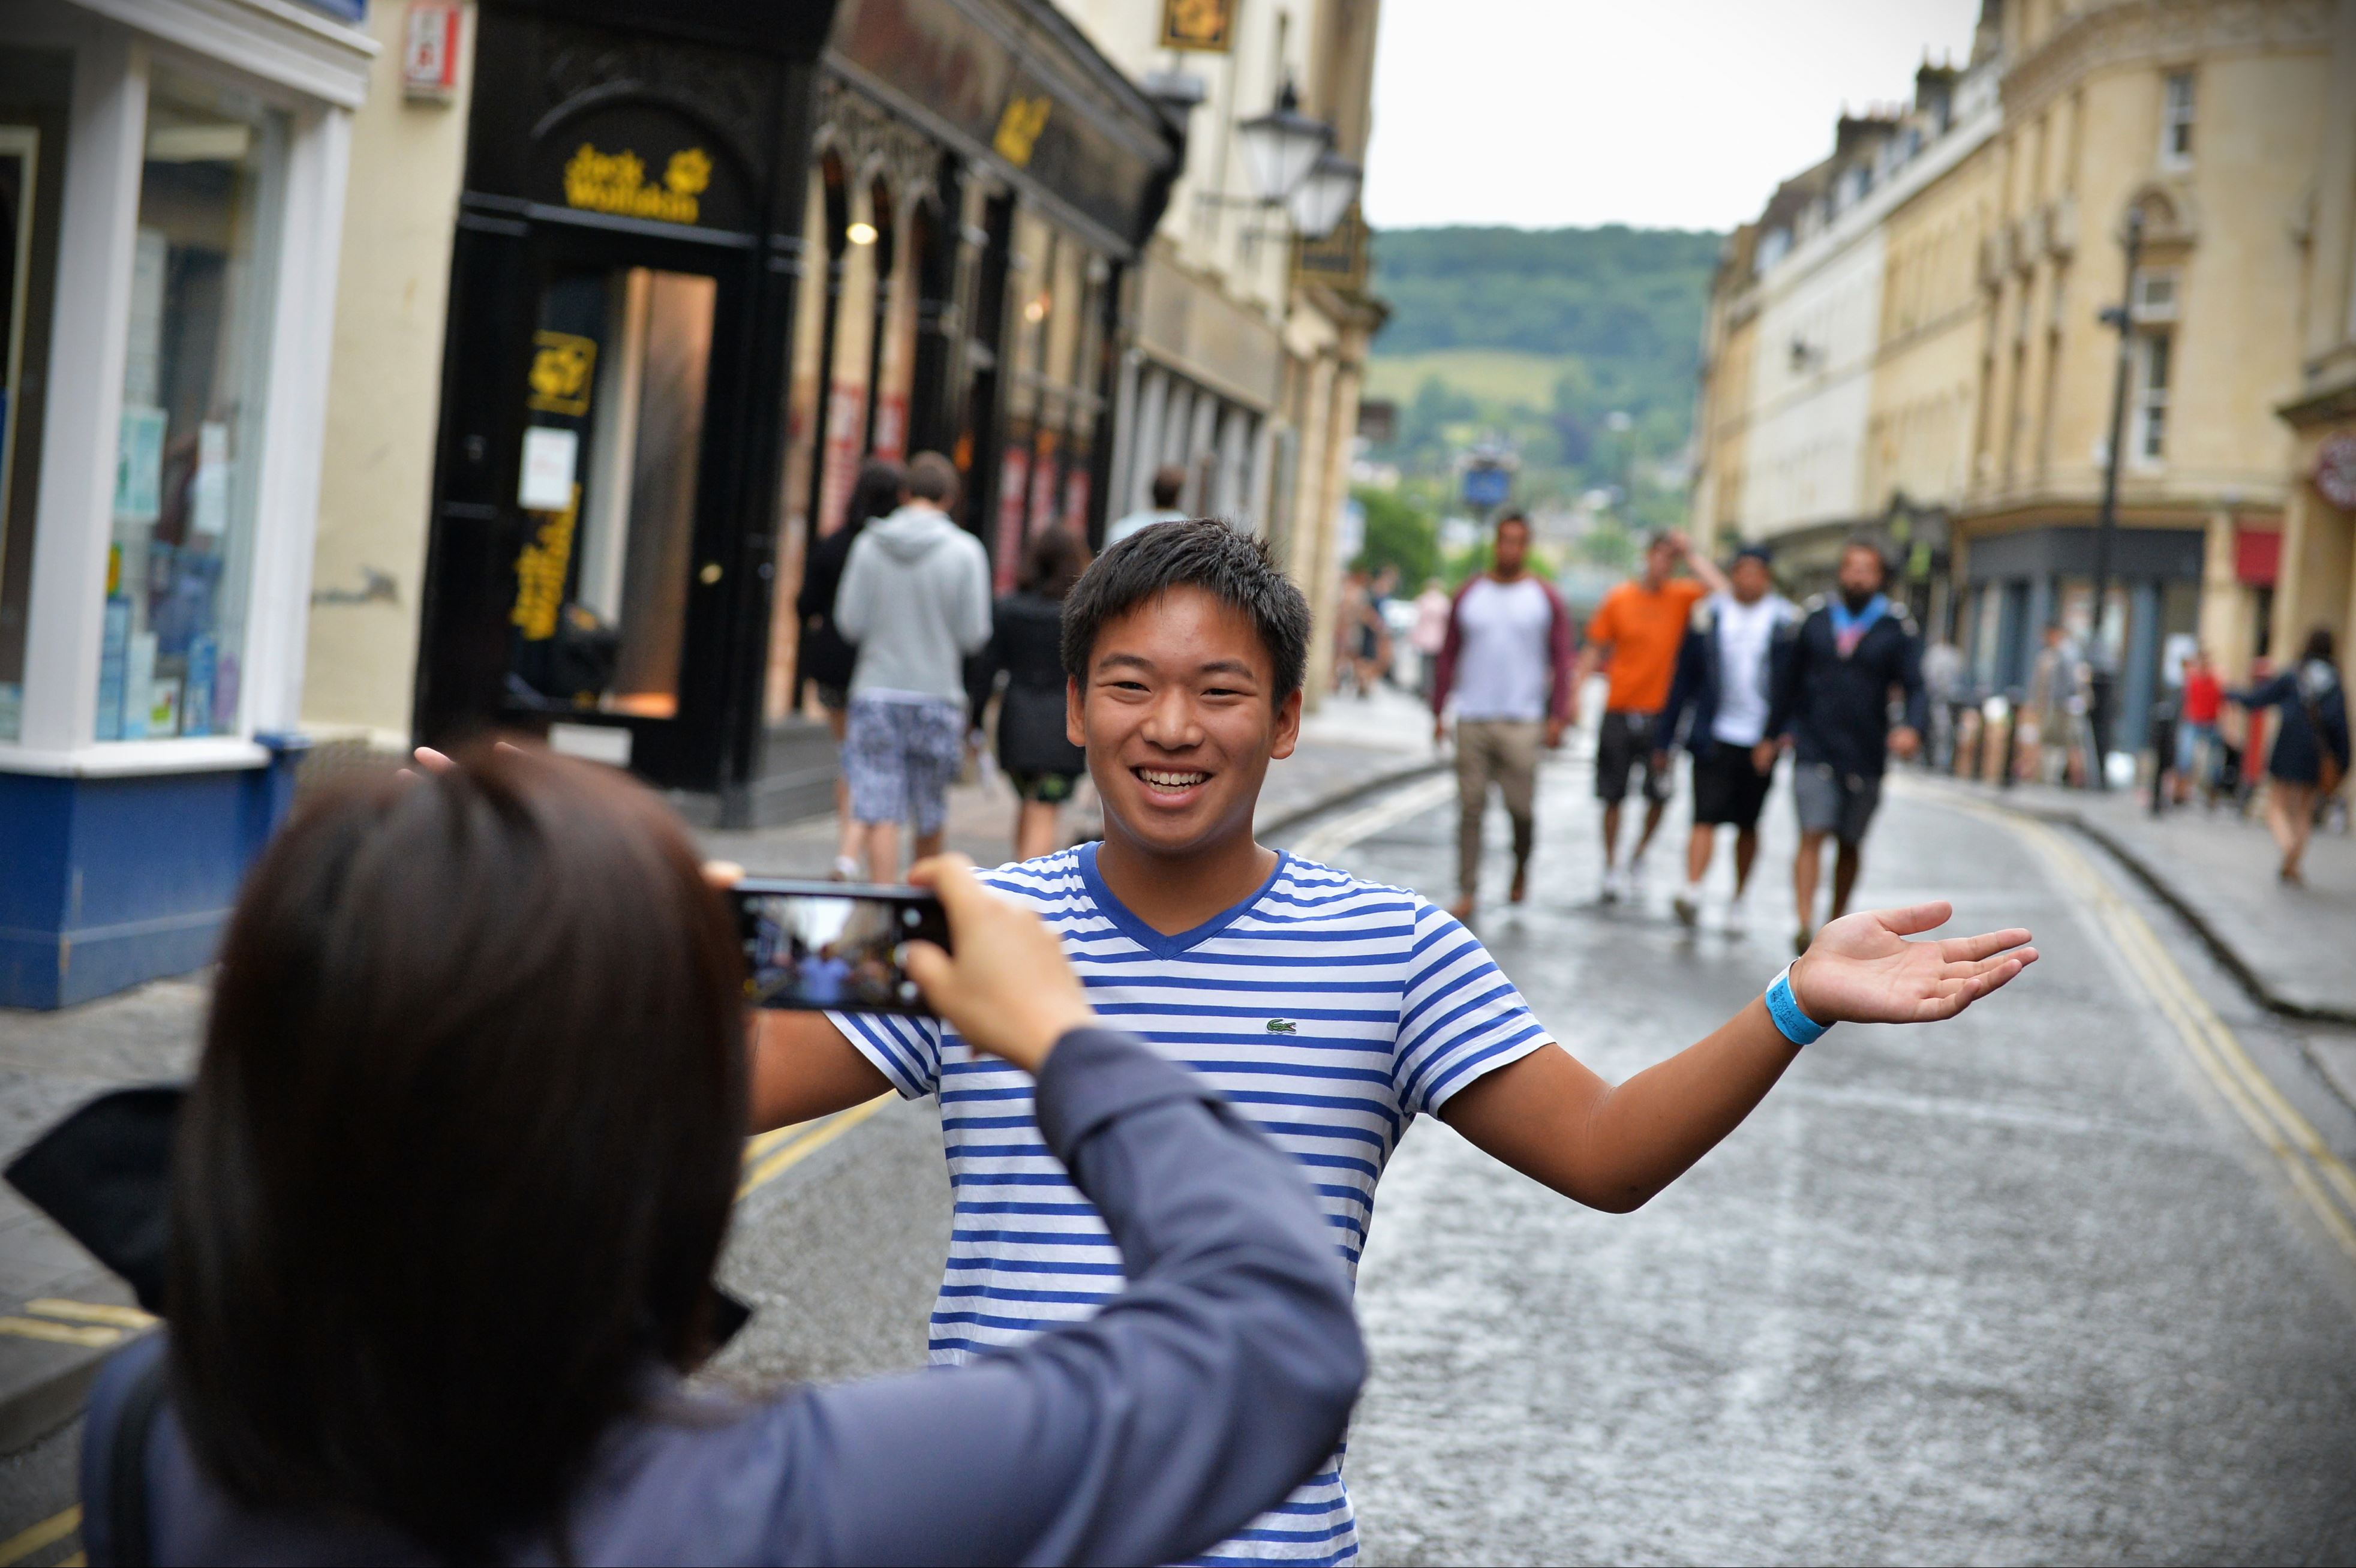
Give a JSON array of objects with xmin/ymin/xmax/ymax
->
[{"xmin": 1790, "ymin": 902, "xmax": 2036, "ymax": 1026}]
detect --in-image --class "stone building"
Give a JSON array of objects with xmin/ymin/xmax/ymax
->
[
  {"xmin": 2273, "ymin": 0, "xmax": 2356, "ymax": 675},
  {"xmin": 1693, "ymin": 0, "xmax": 2345, "ymax": 767}
]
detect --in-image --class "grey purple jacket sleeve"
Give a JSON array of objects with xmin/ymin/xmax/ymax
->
[{"xmin": 80, "ymin": 1030, "xmax": 1364, "ymax": 1567}]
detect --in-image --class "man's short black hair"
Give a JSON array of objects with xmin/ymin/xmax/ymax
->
[
  {"xmin": 1063, "ymin": 518, "xmax": 1311, "ymax": 701},
  {"xmin": 1495, "ymin": 510, "xmax": 1530, "ymax": 535}
]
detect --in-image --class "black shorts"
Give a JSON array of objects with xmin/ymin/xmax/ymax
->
[
  {"xmin": 1691, "ymin": 741, "xmax": 1773, "ymax": 828},
  {"xmin": 1595, "ymin": 710, "xmax": 1671, "ymax": 804}
]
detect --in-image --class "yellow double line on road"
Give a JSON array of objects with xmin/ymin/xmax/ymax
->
[
  {"xmin": 739, "ymin": 1095, "xmax": 891, "ymax": 1199},
  {"xmin": 1949, "ymin": 795, "xmax": 2356, "ymax": 1264}
]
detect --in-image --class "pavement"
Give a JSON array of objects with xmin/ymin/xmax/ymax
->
[
  {"xmin": 1921, "ymin": 771, "xmax": 2356, "ymax": 1023},
  {"xmin": 0, "ymin": 678, "xmax": 1441, "ymax": 1537}
]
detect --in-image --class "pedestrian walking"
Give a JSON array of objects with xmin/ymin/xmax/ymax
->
[
  {"xmin": 2023, "ymin": 622, "xmax": 2089, "ymax": 786},
  {"xmin": 1430, "ymin": 512, "xmax": 1576, "ymax": 921},
  {"xmin": 68, "ymin": 748, "xmax": 1361, "ymax": 1565},
  {"xmin": 1765, "ymin": 538, "xmax": 1927, "ymax": 953},
  {"xmin": 2228, "ymin": 626, "xmax": 2350, "ymax": 884},
  {"xmin": 1651, "ymin": 544, "xmax": 1800, "ymax": 931},
  {"xmin": 749, "ymin": 518, "xmax": 2036, "ymax": 1566},
  {"xmin": 1335, "ymin": 562, "xmax": 1391, "ymax": 696},
  {"xmin": 1102, "ymin": 463, "xmax": 1188, "ymax": 548},
  {"xmin": 972, "ymin": 525, "xmax": 1093, "ymax": 862},
  {"xmin": 2174, "ymin": 645, "xmax": 2223, "ymax": 806},
  {"xmin": 833, "ymin": 451, "xmax": 992, "ymax": 879},
  {"xmin": 797, "ymin": 458, "xmax": 905, "ymax": 879},
  {"xmin": 1408, "ymin": 575, "xmax": 1452, "ymax": 707},
  {"xmin": 1573, "ymin": 530, "xmax": 1730, "ymax": 902}
]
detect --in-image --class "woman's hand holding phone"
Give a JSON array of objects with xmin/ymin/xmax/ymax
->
[{"xmin": 903, "ymin": 855, "xmax": 1095, "ymax": 1074}]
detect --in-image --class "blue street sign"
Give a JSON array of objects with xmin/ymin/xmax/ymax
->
[{"xmin": 1462, "ymin": 465, "xmax": 1511, "ymax": 509}]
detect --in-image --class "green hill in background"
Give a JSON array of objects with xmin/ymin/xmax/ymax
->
[{"xmin": 1362, "ymin": 225, "xmax": 1723, "ymax": 526}]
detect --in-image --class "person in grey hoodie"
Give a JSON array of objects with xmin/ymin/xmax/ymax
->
[{"xmin": 833, "ymin": 450, "xmax": 993, "ymax": 876}]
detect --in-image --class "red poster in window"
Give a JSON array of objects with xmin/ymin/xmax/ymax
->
[
  {"xmin": 1062, "ymin": 468, "xmax": 1090, "ymax": 536},
  {"xmin": 872, "ymin": 392, "xmax": 908, "ymax": 462},
  {"xmin": 818, "ymin": 382, "xmax": 867, "ymax": 532},
  {"xmin": 994, "ymin": 446, "xmax": 1029, "ymax": 594}
]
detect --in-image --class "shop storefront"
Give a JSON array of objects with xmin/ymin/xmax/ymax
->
[
  {"xmin": 416, "ymin": 0, "xmax": 1175, "ymax": 825},
  {"xmin": 1956, "ymin": 518, "xmax": 2208, "ymax": 750},
  {"xmin": 0, "ymin": 0, "xmax": 370, "ymax": 1007}
]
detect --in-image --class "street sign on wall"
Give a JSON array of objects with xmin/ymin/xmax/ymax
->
[{"xmin": 1462, "ymin": 465, "xmax": 1511, "ymax": 510}]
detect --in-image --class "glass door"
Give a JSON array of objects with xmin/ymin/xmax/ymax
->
[{"xmin": 505, "ymin": 260, "xmax": 719, "ymax": 725}]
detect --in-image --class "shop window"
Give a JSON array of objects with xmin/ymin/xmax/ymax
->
[
  {"xmin": 0, "ymin": 84, "xmax": 60, "ymax": 741},
  {"xmin": 2133, "ymin": 331, "xmax": 2171, "ymax": 462},
  {"xmin": 2159, "ymin": 73, "xmax": 2194, "ymax": 168},
  {"xmin": 96, "ymin": 73, "xmax": 286, "ymax": 742}
]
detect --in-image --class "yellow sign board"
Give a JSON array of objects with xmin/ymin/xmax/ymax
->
[
  {"xmin": 1160, "ymin": 0, "xmax": 1234, "ymax": 51},
  {"xmin": 562, "ymin": 143, "xmax": 710, "ymax": 225},
  {"xmin": 512, "ymin": 488, "xmax": 578, "ymax": 641},
  {"xmin": 993, "ymin": 94, "xmax": 1052, "ymax": 168},
  {"xmin": 527, "ymin": 331, "xmax": 597, "ymax": 416}
]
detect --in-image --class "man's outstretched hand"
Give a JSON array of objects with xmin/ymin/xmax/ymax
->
[{"xmin": 1789, "ymin": 902, "xmax": 2035, "ymax": 1026}]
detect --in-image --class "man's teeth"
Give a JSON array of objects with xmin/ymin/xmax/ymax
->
[{"xmin": 1140, "ymin": 770, "xmax": 1208, "ymax": 788}]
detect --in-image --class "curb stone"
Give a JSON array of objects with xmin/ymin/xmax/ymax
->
[{"xmin": 1910, "ymin": 774, "xmax": 2356, "ymax": 1030}]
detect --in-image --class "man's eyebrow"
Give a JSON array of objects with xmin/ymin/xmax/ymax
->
[{"xmin": 1092, "ymin": 651, "xmax": 1261, "ymax": 681}]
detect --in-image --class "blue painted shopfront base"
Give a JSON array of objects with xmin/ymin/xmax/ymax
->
[{"xmin": 0, "ymin": 741, "xmax": 305, "ymax": 1010}]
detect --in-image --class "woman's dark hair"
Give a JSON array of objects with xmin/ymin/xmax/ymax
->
[
  {"xmin": 168, "ymin": 747, "xmax": 746, "ymax": 1558},
  {"xmin": 847, "ymin": 457, "xmax": 907, "ymax": 530},
  {"xmin": 2301, "ymin": 626, "xmax": 2336, "ymax": 666},
  {"xmin": 1062, "ymin": 517, "xmax": 1310, "ymax": 700},
  {"xmin": 1020, "ymin": 525, "xmax": 1091, "ymax": 601}
]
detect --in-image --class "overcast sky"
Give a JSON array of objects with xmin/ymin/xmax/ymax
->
[{"xmin": 1362, "ymin": 0, "xmax": 1985, "ymax": 233}]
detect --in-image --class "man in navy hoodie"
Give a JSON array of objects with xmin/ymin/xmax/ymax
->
[{"xmin": 1764, "ymin": 539, "xmax": 1927, "ymax": 954}]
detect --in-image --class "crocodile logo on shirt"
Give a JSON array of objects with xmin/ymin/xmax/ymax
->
[{"xmin": 1266, "ymin": 1019, "xmax": 1297, "ymax": 1034}]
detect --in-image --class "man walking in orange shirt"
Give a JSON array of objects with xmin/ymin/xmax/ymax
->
[{"xmin": 1573, "ymin": 531, "xmax": 1728, "ymax": 902}]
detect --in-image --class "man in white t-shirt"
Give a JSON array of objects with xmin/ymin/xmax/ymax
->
[
  {"xmin": 1429, "ymin": 512, "xmax": 1576, "ymax": 921},
  {"xmin": 1102, "ymin": 464, "xmax": 1189, "ymax": 548},
  {"xmin": 1652, "ymin": 544, "xmax": 1799, "ymax": 930}
]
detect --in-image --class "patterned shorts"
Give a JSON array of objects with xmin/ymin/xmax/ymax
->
[{"xmin": 843, "ymin": 695, "xmax": 966, "ymax": 836}]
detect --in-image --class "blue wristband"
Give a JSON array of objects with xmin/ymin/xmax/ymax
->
[{"xmin": 1764, "ymin": 963, "xmax": 1829, "ymax": 1047}]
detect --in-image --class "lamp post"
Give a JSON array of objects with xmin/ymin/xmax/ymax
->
[
  {"xmin": 2086, "ymin": 206, "xmax": 2145, "ymax": 791},
  {"xmin": 1224, "ymin": 79, "xmax": 1362, "ymax": 244}
]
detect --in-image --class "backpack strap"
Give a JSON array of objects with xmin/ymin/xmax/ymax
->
[{"xmin": 105, "ymin": 1345, "xmax": 167, "ymax": 1567}]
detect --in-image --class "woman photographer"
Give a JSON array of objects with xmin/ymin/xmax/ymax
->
[{"xmin": 79, "ymin": 747, "xmax": 1361, "ymax": 1564}]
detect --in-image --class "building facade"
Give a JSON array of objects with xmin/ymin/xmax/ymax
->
[
  {"xmin": 0, "ymin": 0, "xmax": 372, "ymax": 1007},
  {"xmin": 2273, "ymin": 0, "xmax": 2356, "ymax": 674},
  {"xmin": 1952, "ymin": 0, "xmax": 2334, "ymax": 751},
  {"xmin": 1693, "ymin": 0, "xmax": 2342, "ymax": 764},
  {"xmin": 1060, "ymin": 0, "xmax": 1384, "ymax": 704}
]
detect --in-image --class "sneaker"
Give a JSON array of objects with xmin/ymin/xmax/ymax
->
[
  {"xmin": 1720, "ymin": 899, "xmax": 1748, "ymax": 934},
  {"xmin": 1672, "ymin": 889, "xmax": 1700, "ymax": 929},
  {"xmin": 831, "ymin": 855, "xmax": 860, "ymax": 882},
  {"xmin": 1599, "ymin": 867, "xmax": 1621, "ymax": 905}
]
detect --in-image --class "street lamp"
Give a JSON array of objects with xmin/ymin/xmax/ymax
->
[
  {"xmin": 1236, "ymin": 79, "xmax": 1331, "ymax": 206},
  {"xmin": 1285, "ymin": 151, "xmax": 1363, "ymax": 241},
  {"xmin": 2086, "ymin": 206, "xmax": 2147, "ymax": 792}
]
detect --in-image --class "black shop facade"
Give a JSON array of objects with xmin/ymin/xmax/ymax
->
[{"xmin": 414, "ymin": 0, "xmax": 1177, "ymax": 824}]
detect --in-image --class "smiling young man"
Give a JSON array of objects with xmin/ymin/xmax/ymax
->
[{"xmin": 746, "ymin": 519, "xmax": 2036, "ymax": 1567}]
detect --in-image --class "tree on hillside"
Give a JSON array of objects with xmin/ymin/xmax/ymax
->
[{"xmin": 1351, "ymin": 486, "xmax": 1439, "ymax": 588}]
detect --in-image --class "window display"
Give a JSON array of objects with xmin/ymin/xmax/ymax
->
[{"xmin": 95, "ymin": 73, "xmax": 284, "ymax": 741}]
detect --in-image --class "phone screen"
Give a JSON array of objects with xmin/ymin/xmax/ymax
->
[{"xmin": 731, "ymin": 881, "xmax": 949, "ymax": 1016}]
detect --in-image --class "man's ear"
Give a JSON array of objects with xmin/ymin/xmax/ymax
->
[
  {"xmin": 1269, "ymin": 687, "xmax": 1304, "ymax": 762},
  {"xmin": 1066, "ymin": 675, "xmax": 1086, "ymax": 748}
]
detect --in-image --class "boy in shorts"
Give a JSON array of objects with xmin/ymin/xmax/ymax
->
[
  {"xmin": 747, "ymin": 519, "xmax": 2034, "ymax": 1565},
  {"xmin": 1652, "ymin": 545, "xmax": 1801, "ymax": 931}
]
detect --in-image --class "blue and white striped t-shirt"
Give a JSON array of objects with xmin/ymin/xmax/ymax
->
[{"xmin": 832, "ymin": 843, "xmax": 1551, "ymax": 1567}]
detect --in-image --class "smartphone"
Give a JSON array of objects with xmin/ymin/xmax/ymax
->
[{"xmin": 731, "ymin": 879, "xmax": 950, "ymax": 1016}]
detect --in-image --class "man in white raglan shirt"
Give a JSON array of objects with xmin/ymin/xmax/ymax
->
[
  {"xmin": 1652, "ymin": 543, "xmax": 1802, "ymax": 930},
  {"xmin": 1430, "ymin": 511, "xmax": 1577, "ymax": 921}
]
